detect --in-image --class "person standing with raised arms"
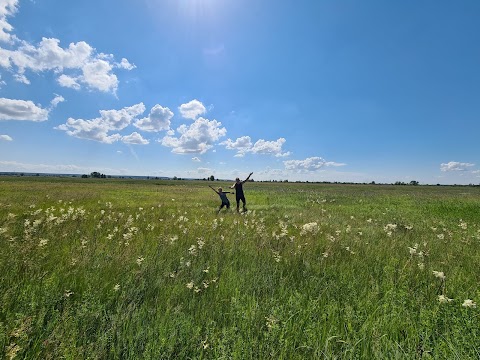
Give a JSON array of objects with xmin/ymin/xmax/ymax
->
[{"xmin": 230, "ymin": 172, "xmax": 253, "ymax": 213}]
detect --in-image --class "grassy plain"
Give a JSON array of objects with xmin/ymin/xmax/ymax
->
[{"xmin": 0, "ymin": 176, "xmax": 479, "ymax": 359}]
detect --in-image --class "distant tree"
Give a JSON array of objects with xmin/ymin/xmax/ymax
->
[
  {"xmin": 209, "ymin": 175, "xmax": 215, "ymax": 181},
  {"xmin": 409, "ymin": 180, "xmax": 419, "ymax": 186},
  {"xmin": 173, "ymin": 176, "xmax": 178, "ymax": 180},
  {"xmin": 81, "ymin": 174, "xmax": 88, "ymax": 178}
]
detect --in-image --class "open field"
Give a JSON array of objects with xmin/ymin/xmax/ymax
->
[{"xmin": 1, "ymin": 177, "xmax": 479, "ymax": 359}]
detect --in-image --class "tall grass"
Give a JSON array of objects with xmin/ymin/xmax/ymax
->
[{"xmin": 1, "ymin": 177, "xmax": 479, "ymax": 359}]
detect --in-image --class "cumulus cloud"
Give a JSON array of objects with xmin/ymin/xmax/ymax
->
[
  {"xmin": 0, "ymin": 32, "xmax": 135, "ymax": 93},
  {"xmin": 251, "ymin": 138, "xmax": 290, "ymax": 157},
  {"xmin": 179, "ymin": 99, "xmax": 206, "ymax": 120},
  {"xmin": 56, "ymin": 103, "xmax": 146, "ymax": 144},
  {"xmin": 160, "ymin": 117, "xmax": 226, "ymax": 154},
  {"xmin": 117, "ymin": 58, "xmax": 136, "ymax": 70},
  {"xmin": 440, "ymin": 161, "xmax": 475, "ymax": 172},
  {"xmin": 0, "ymin": 134, "xmax": 13, "ymax": 141},
  {"xmin": 134, "ymin": 104, "xmax": 173, "ymax": 132},
  {"xmin": 0, "ymin": 97, "xmax": 49, "ymax": 121},
  {"xmin": 221, "ymin": 136, "xmax": 253, "ymax": 157},
  {"xmin": 192, "ymin": 157, "xmax": 201, "ymax": 162},
  {"xmin": 284, "ymin": 157, "xmax": 346, "ymax": 171},
  {"xmin": 122, "ymin": 132, "xmax": 149, "ymax": 145},
  {"xmin": 57, "ymin": 74, "xmax": 81, "ymax": 89},
  {"xmin": 0, "ymin": 0, "xmax": 18, "ymax": 44},
  {"xmin": 221, "ymin": 136, "xmax": 290, "ymax": 157}
]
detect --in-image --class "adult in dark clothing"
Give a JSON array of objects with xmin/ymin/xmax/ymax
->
[{"xmin": 230, "ymin": 172, "xmax": 253, "ymax": 212}]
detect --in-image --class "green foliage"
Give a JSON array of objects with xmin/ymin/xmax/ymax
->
[{"xmin": 0, "ymin": 177, "xmax": 479, "ymax": 358}]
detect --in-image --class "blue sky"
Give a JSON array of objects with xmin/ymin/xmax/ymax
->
[{"xmin": 1, "ymin": 0, "xmax": 479, "ymax": 184}]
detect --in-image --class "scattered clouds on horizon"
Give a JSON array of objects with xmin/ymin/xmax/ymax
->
[
  {"xmin": 0, "ymin": 159, "xmax": 128, "ymax": 174},
  {"xmin": 440, "ymin": 161, "xmax": 475, "ymax": 172}
]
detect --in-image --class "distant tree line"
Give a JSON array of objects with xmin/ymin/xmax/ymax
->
[{"xmin": 82, "ymin": 172, "xmax": 109, "ymax": 179}]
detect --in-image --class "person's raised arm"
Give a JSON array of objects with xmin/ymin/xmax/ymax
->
[
  {"xmin": 243, "ymin": 172, "xmax": 253, "ymax": 183},
  {"xmin": 208, "ymin": 185, "xmax": 218, "ymax": 194}
]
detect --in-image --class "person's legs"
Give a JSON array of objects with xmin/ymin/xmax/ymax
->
[
  {"xmin": 241, "ymin": 196, "xmax": 247, "ymax": 211},
  {"xmin": 236, "ymin": 198, "xmax": 241, "ymax": 212}
]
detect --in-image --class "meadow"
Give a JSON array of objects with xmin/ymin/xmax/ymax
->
[{"xmin": 0, "ymin": 176, "xmax": 479, "ymax": 359}]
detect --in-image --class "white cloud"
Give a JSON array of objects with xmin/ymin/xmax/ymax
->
[
  {"xmin": 221, "ymin": 136, "xmax": 290, "ymax": 157},
  {"xmin": 134, "ymin": 104, "xmax": 173, "ymax": 132},
  {"xmin": 117, "ymin": 58, "xmax": 136, "ymax": 70},
  {"xmin": 57, "ymin": 74, "xmax": 81, "ymax": 89},
  {"xmin": 50, "ymin": 94, "xmax": 65, "ymax": 108},
  {"xmin": 192, "ymin": 157, "xmax": 201, "ymax": 162},
  {"xmin": 160, "ymin": 117, "xmax": 226, "ymax": 154},
  {"xmin": 0, "ymin": 34, "xmax": 134, "ymax": 93},
  {"xmin": 56, "ymin": 103, "xmax": 146, "ymax": 144},
  {"xmin": 81, "ymin": 58, "xmax": 118, "ymax": 93},
  {"xmin": 221, "ymin": 136, "xmax": 252, "ymax": 157},
  {"xmin": 0, "ymin": 0, "xmax": 18, "ymax": 44},
  {"xmin": 0, "ymin": 97, "xmax": 49, "ymax": 121},
  {"xmin": 284, "ymin": 157, "xmax": 346, "ymax": 171},
  {"xmin": 178, "ymin": 99, "xmax": 206, "ymax": 120},
  {"xmin": 122, "ymin": 132, "xmax": 149, "ymax": 145},
  {"xmin": 440, "ymin": 161, "xmax": 475, "ymax": 172},
  {"xmin": 0, "ymin": 134, "xmax": 13, "ymax": 141},
  {"xmin": 251, "ymin": 138, "xmax": 290, "ymax": 157}
]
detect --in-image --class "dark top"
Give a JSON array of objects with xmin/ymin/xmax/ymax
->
[{"xmin": 234, "ymin": 182, "xmax": 244, "ymax": 197}]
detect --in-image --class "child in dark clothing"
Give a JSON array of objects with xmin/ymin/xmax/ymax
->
[{"xmin": 209, "ymin": 185, "xmax": 234, "ymax": 214}]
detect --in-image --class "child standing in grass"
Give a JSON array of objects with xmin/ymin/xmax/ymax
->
[{"xmin": 209, "ymin": 185, "xmax": 234, "ymax": 214}]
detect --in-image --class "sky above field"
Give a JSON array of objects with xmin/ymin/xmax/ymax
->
[{"xmin": 1, "ymin": 0, "xmax": 480, "ymax": 184}]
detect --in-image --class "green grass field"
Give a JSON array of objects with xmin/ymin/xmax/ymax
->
[{"xmin": 1, "ymin": 177, "xmax": 479, "ymax": 359}]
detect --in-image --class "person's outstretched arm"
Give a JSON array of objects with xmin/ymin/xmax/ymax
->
[
  {"xmin": 242, "ymin": 172, "xmax": 253, "ymax": 183},
  {"xmin": 208, "ymin": 185, "xmax": 219, "ymax": 194}
]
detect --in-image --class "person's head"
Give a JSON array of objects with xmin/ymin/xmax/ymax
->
[
  {"xmin": 218, "ymin": 187, "xmax": 223, "ymax": 192},
  {"xmin": 235, "ymin": 177, "xmax": 240, "ymax": 183}
]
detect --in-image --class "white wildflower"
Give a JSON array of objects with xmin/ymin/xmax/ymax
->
[
  {"xmin": 438, "ymin": 295, "xmax": 453, "ymax": 303},
  {"xmin": 300, "ymin": 222, "xmax": 318, "ymax": 235},
  {"xmin": 462, "ymin": 299, "xmax": 476, "ymax": 308},
  {"xmin": 432, "ymin": 271, "xmax": 445, "ymax": 280}
]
